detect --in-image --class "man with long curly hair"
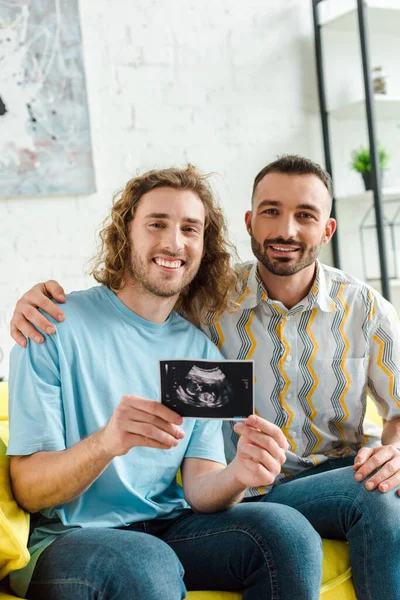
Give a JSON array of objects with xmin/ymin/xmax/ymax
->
[{"xmin": 6, "ymin": 165, "xmax": 322, "ymax": 600}]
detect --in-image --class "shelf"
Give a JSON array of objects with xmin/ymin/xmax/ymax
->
[
  {"xmin": 330, "ymin": 96, "xmax": 400, "ymax": 120},
  {"xmin": 321, "ymin": 5, "xmax": 400, "ymax": 35},
  {"xmin": 336, "ymin": 188, "xmax": 400, "ymax": 203}
]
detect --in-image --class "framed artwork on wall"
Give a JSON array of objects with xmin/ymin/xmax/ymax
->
[{"xmin": 0, "ymin": 0, "xmax": 96, "ymax": 196}]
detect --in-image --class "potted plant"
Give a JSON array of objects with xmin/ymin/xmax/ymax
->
[{"xmin": 350, "ymin": 145, "xmax": 390, "ymax": 191}]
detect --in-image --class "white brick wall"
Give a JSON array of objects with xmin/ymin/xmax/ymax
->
[{"xmin": 0, "ymin": 0, "xmax": 338, "ymax": 377}]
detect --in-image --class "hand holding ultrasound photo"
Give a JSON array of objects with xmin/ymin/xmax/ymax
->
[{"xmin": 159, "ymin": 359, "xmax": 254, "ymax": 419}]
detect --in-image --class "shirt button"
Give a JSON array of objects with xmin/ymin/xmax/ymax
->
[
  {"xmin": 286, "ymin": 355, "xmax": 293, "ymax": 362},
  {"xmin": 287, "ymin": 393, "xmax": 293, "ymax": 399},
  {"xmin": 291, "ymin": 431, "xmax": 298, "ymax": 438}
]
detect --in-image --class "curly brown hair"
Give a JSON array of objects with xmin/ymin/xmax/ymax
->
[{"xmin": 90, "ymin": 165, "xmax": 238, "ymax": 325}]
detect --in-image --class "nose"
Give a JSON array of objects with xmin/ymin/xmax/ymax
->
[
  {"xmin": 161, "ymin": 225, "xmax": 185, "ymax": 254},
  {"xmin": 275, "ymin": 216, "xmax": 298, "ymax": 241}
]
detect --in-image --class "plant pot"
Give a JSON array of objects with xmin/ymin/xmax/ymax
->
[{"xmin": 361, "ymin": 171, "xmax": 383, "ymax": 191}]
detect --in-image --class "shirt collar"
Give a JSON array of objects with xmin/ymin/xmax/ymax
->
[{"xmin": 236, "ymin": 261, "xmax": 336, "ymax": 313}]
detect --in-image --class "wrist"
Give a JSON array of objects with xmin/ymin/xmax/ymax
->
[
  {"xmin": 225, "ymin": 459, "xmax": 248, "ymax": 494},
  {"xmin": 91, "ymin": 426, "xmax": 117, "ymax": 462}
]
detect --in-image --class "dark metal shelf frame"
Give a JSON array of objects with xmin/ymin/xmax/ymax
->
[{"xmin": 311, "ymin": 0, "xmax": 391, "ymax": 300}]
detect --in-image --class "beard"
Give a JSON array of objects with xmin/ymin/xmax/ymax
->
[
  {"xmin": 128, "ymin": 247, "xmax": 200, "ymax": 298},
  {"xmin": 250, "ymin": 231, "xmax": 323, "ymax": 277}
]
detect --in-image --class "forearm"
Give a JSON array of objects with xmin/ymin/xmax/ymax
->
[
  {"xmin": 10, "ymin": 428, "xmax": 113, "ymax": 512},
  {"xmin": 382, "ymin": 417, "xmax": 400, "ymax": 446},
  {"xmin": 185, "ymin": 462, "xmax": 247, "ymax": 513}
]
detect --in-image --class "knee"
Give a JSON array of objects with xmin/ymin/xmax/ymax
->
[
  {"xmin": 232, "ymin": 504, "xmax": 322, "ymax": 597},
  {"xmin": 259, "ymin": 504, "xmax": 323, "ymax": 595},
  {"xmin": 30, "ymin": 530, "xmax": 185, "ymax": 600},
  {"xmin": 234, "ymin": 503, "xmax": 322, "ymax": 568},
  {"xmin": 104, "ymin": 536, "xmax": 185, "ymax": 600},
  {"xmin": 257, "ymin": 503, "xmax": 322, "ymax": 562},
  {"xmin": 354, "ymin": 482, "xmax": 399, "ymax": 525}
]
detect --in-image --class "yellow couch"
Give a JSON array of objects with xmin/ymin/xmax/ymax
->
[{"xmin": 0, "ymin": 381, "xmax": 382, "ymax": 599}]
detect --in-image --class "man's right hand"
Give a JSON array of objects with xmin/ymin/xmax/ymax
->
[
  {"xmin": 10, "ymin": 280, "xmax": 66, "ymax": 347},
  {"xmin": 101, "ymin": 395, "xmax": 185, "ymax": 456}
]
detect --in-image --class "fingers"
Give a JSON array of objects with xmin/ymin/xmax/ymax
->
[
  {"xmin": 124, "ymin": 421, "xmax": 183, "ymax": 449},
  {"xmin": 10, "ymin": 321, "xmax": 28, "ymax": 347},
  {"xmin": 113, "ymin": 396, "xmax": 185, "ymax": 451},
  {"xmin": 234, "ymin": 422, "xmax": 286, "ymax": 464},
  {"xmin": 125, "ymin": 407, "xmax": 185, "ymax": 440},
  {"xmin": 10, "ymin": 283, "xmax": 67, "ymax": 346},
  {"xmin": 247, "ymin": 414, "xmax": 289, "ymax": 450},
  {"xmin": 353, "ymin": 447, "xmax": 374, "ymax": 470},
  {"xmin": 42, "ymin": 280, "xmax": 66, "ymax": 303},
  {"xmin": 121, "ymin": 395, "xmax": 183, "ymax": 426},
  {"xmin": 234, "ymin": 415, "xmax": 289, "ymax": 452},
  {"xmin": 355, "ymin": 446, "xmax": 396, "ymax": 481},
  {"xmin": 373, "ymin": 463, "xmax": 400, "ymax": 492},
  {"xmin": 240, "ymin": 441, "xmax": 282, "ymax": 476},
  {"xmin": 240, "ymin": 456, "xmax": 276, "ymax": 487},
  {"xmin": 123, "ymin": 433, "xmax": 173, "ymax": 451},
  {"xmin": 23, "ymin": 290, "xmax": 66, "ymax": 323},
  {"xmin": 10, "ymin": 316, "xmax": 44, "ymax": 345},
  {"xmin": 355, "ymin": 446, "xmax": 400, "ymax": 492}
]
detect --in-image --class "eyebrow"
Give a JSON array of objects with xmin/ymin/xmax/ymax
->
[
  {"xmin": 257, "ymin": 200, "xmax": 322, "ymax": 215},
  {"xmin": 144, "ymin": 213, "xmax": 204, "ymax": 226}
]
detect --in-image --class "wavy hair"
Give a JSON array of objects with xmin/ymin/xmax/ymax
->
[{"xmin": 90, "ymin": 165, "xmax": 238, "ymax": 325}]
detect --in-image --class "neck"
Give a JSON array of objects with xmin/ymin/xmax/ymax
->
[
  {"xmin": 258, "ymin": 261, "xmax": 317, "ymax": 310},
  {"xmin": 117, "ymin": 281, "xmax": 178, "ymax": 323}
]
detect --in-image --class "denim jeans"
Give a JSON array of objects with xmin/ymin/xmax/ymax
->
[
  {"xmin": 257, "ymin": 457, "xmax": 400, "ymax": 600},
  {"xmin": 27, "ymin": 502, "xmax": 322, "ymax": 600}
]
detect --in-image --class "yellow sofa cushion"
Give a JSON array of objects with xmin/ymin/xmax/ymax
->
[
  {"xmin": 0, "ymin": 383, "xmax": 9, "ymax": 447},
  {"xmin": 0, "ymin": 384, "xmax": 30, "ymax": 582},
  {"xmin": 365, "ymin": 396, "xmax": 381, "ymax": 425}
]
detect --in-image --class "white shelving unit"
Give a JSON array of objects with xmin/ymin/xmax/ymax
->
[
  {"xmin": 336, "ymin": 188, "xmax": 400, "ymax": 203},
  {"xmin": 330, "ymin": 96, "xmax": 400, "ymax": 120},
  {"xmin": 313, "ymin": 1, "xmax": 400, "ymax": 310}
]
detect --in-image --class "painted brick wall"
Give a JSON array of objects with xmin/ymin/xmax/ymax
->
[{"xmin": 0, "ymin": 0, "xmax": 326, "ymax": 377}]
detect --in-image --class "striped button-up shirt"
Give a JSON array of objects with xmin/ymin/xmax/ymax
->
[{"xmin": 203, "ymin": 261, "xmax": 400, "ymax": 496}]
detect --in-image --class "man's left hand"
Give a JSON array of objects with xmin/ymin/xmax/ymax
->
[
  {"xmin": 230, "ymin": 415, "xmax": 289, "ymax": 489},
  {"xmin": 354, "ymin": 445, "xmax": 400, "ymax": 494}
]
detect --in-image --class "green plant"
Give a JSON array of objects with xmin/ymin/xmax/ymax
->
[{"xmin": 350, "ymin": 145, "xmax": 390, "ymax": 173}]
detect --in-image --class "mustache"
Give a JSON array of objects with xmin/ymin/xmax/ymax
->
[
  {"xmin": 263, "ymin": 237, "xmax": 306, "ymax": 251},
  {"xmin": 151, "ymin": 250, "xmax": 187, "ymax": 261}
]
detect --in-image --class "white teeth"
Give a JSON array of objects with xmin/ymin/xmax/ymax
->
[
  {"xmin": 154, "ymin": 258, "xmax": 182, "ymax": 268},
  {"xmin": 271, "ymin": 246, "xmax": 296, "ymax": 252}
]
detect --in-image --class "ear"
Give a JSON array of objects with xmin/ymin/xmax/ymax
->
[
  {"xmin": 245, "ymin": 210, "xmax": 252, "ymax": 236},
  {"xmin": 322, "ymin": 218, "xmax": 337, "ymax": 246}
]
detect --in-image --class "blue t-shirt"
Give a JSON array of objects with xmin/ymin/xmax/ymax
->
[{"xmin": 8, "ymin": 286, "xmax": 226, "ymax": 596}]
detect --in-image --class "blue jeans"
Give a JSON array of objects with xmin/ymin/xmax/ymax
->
[
  {"xmin": 257, "ymin": 457, "xmax": 400, "ymax": 600},
  {"xmin": 27, "ymin": 503, "xmax": 322, "ymax": 600}
]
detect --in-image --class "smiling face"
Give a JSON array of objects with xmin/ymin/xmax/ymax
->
[
  {"xmin": 246, "ymin": 172, "xmax": 336, "ymax": 277},
  {"xmin": 127, "ymin": 187, "xmax": 205, "ymax": 299}
]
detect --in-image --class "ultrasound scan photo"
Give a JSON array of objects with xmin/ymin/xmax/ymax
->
[{"xmin": 159, "ymin": 359, "xmax": 254, "ymax": 419}]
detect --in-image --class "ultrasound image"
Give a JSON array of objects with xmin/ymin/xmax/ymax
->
[
  {"xmin": 176, "ymin": 365, "xmax": 232, "ymax": 408},
  {"xmin": 160, "ymin": 359, "xmax": 253, "ymax": 419}
]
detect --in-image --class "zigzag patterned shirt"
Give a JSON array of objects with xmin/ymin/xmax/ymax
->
[{"xmin": 202, "ymin": 261, "xmax": 400, "ymax": 496}]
